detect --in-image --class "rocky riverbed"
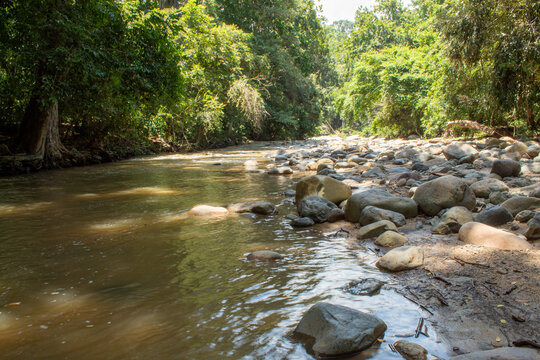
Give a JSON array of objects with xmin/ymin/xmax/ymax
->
[{"xmin": 189, "ymin": 135, "xmax": 540, "ymax": 359}]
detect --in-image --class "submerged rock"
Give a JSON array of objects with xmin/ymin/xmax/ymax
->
[
  {"xmin": 227, "ymin": 201, "xmax": 277, "ymax": 215},
  {"xmin": 188, "ymin": 205, "xmax": 229, "ymax": 217},
  {"xmin": 246, "ymin": 250, "xmax": 283, "ymax": 261},
  {"xmin": 458, "ymin": 222, "xmax": 532, "ymax": 250},
  {"xmin": 291, "ymin": 217, "xmax": 315, "ymax": 228},
  {"xmin": 293, "ymin": 302, "xmax": 387, "ymax": 357},
  {"xmin": 376, "ymin": 246, "xmax": 424, "ymax": 272},
  {"xmin": 268, "ymin": 166, "xmax": 293, "ymax": 175},
  {"xmin": 412, "ymin": 176, "xmax": 476, "ymax": 216},
  {"xmin": 343, "ymin": 278, "xmax": 385, "ymax": 296}
]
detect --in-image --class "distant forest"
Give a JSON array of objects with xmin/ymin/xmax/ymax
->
[{"xmin": 0, "ymin": 0, "xmax": 538, "ymax": 166}]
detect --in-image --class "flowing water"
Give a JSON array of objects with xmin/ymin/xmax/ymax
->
[{"xmin": 0, "ymin": 143, "xmax": 449, "ymax": 359}]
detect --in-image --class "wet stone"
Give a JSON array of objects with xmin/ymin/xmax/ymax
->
[
  {"xmin": 343, "ymin": 278, "xmax": 385, "ymax": 296},
  {"xmin": 394, "ymin": 340, "xmax": 428, "ymax": 360},
  {"xmin": 246, "ymin": 250, "xmax": 283, "ymax": 261},
  {"xmin": 291, "ymin": 217, "xmax": 315, "ymax": 228}
]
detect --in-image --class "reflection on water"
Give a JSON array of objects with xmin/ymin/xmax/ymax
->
[{"xmin": 0, "ymin": 144, "xmax": 448, "ymax": 359}]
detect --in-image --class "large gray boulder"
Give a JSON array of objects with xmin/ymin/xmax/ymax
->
[
  {"xmin": 475, "ymin": 205, "xmax": 513, "ymax": 227},
  {"xmin": 359, "ymin": 206, "xmax": 406, "ymax": 227},
  {"xmin": 298, "ymin": 195, "xmax": 338, "ymax": 223},
  {"xmin": 469, "ymin": 178, "xmax": 509, "ymax": 198},
  {"xmin": 432, "ymin": 206, "xmax": 473, "ymax": 234},
  {"xmin": 500, "ymin": 196, "xmax": 540, "ymax": 216},
  {"xmin": 377, "ymin": 246, "xmax": 424, "ymax": 272},
  {"xmin": 412, "ymin": 176, "xmax": 476, "ymax": 216},
  {"xmin": 451, "ymin": 347, "xmax": 540, "ymax": 360},
  {"xmin": 295, "ymin": 175, "xmax": 352, "ymax": 204},
  {"xmin": 345, "ymin": 189, "xmax": 418, "ymax": 222},
  {"xmin": 491, "ymin": 159, "xmax": 521, "ymax": 178},
  {"xmin": 293, "ymin": 302, "xmax": 387, "ymax": 357},
  {"xmin": 443, "ymin": 143, "xmax": 478, "ymax": 160},
  {"xmin": 458, "ymin": 222, "xmax": 532, "ymax": 250}
]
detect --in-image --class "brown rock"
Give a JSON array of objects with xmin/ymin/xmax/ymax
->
[{"xmin": 458, "ymin": 222, "xmax": 532, "ymax": 250}]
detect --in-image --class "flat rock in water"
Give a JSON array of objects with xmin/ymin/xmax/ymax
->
[
  {"xmin": 188, "ymin": 205, "xmax": 229, "ymax": 217},
  {"xmin": 374, "ymin": 231, "xmax": 408, "ymax": 247},
  {"xmin": 268, "ymin": 166, "xmax": 293, "ymax": 175},
  {"xmin": 451, "ymin": 347, "xmax": 540, "ymax": 360},
  {"xmin": 458, "ymin": 222, "xmax": 532, "ymax": 250},
  {"xmin": 298, "ymin": 195, "xmax": 338, "ymax": 223},
  {"xmin": 394, "ymin": 340, "xmax": 428, "ymax": 360},
  {"xmin": 291, "ymin": 216, "xmax": 315, "ymax": 227},
  {"xmin": 360, "ymin": 206, "xmax": 406, "ymax": 227},
  {"xmin": 346, "ymin": 189, "xmax": 418, "ymax": 222},
  {"xmin": 491, "ymin": 159, "xmax": 521, "ymax": 178},
  {"xmin": 412, "ymin": 175, "xmax": 476, "ymax": 216},
  {"xmin": 295, "ymin": 175, "xmax": 352, "ymax": 204},
  {"xmin": 475, "ymin": 205, "xmax": 513, "ymax": 227},
  {"xmin": 500, "ymin": 196, "xmax": 540, "ymax": 216},
  {"xmin": 227, "ymin": 201, "xmax": 277, "ymax": 215},
  {"xmin": 293, "ymin": 302, "xmax": 387, "ymax": 357},
  {"xmin": 376, "ymin": 246, "xmax": 424, "ymax": 272},
  {"xmin": 246, "ymin": 250, "xmax": 282, "ymax": 261},
  {"xmin": 343, "ymin": 278, "xmax": 385, "ymax": 296},
  {"xmin": 357, "ymin": 220, "xmax": 398, "ymax": 240}
]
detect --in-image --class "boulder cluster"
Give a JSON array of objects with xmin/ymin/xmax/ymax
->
[{"xmin": 187, "ymin": 135, "xmax": 540, "ymax": 359}]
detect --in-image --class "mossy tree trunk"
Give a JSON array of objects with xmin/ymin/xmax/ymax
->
[{"xmin": 17, "ymin": 96, "xmax": 66, "ymax": 166}]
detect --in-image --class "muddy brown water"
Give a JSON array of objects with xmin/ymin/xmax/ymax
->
[{"xmin": 0, "ymin": 143, "xmax": 450, "ymax": 359}]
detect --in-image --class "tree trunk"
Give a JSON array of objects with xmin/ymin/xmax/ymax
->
[{"xmin": 17, "ymin": 96, "xmax": 66, "ymax": 166}]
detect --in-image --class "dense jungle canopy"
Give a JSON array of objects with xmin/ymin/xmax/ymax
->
[{"xmin": 0, "ymin": 0, "xmax": 538, "ymax": 167}]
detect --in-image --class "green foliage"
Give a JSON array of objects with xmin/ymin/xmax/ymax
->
[
  {"xmin": 207, "ymin": 0, "xmax": 335, "ymax": 139},
  {"xmin": 334, "ymin": 0, "xmax": 538, "ymax": 137},
  {"xmin": 0, "ymin": 0, "xmax": 333, "ymax": 153},
  {"xmin": 440, "ymin": 0, "xmax": 539, "ymax": 130}
]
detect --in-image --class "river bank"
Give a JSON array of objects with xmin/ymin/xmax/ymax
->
[{"xmin": 226, "ymin": 135, "xmax": 540, "ymax": 359}]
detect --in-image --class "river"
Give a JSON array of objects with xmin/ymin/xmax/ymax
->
[{"xmin": 0, "ymin": 143, "xmax": 448, "ymax": 359}]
